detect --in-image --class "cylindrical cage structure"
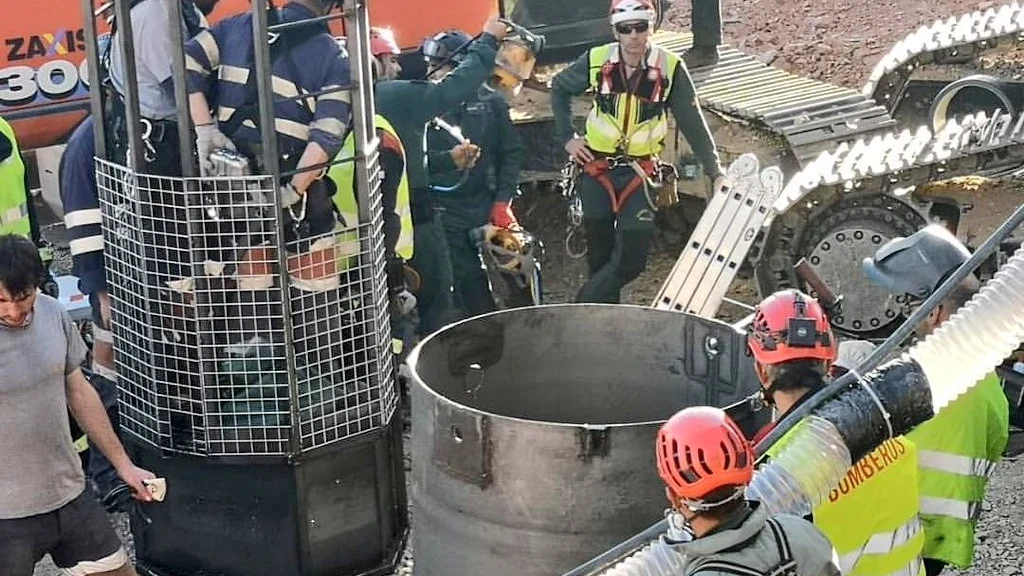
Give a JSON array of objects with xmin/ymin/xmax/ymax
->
[{"xmin": 94, "ymin": 158, "xmax": 396, "ymax": 457}]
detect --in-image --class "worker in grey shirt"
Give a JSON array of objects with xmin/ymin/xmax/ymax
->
[
  {"xmin": 0, "ymin": 234, "xmax": 156, "ymax": 576},
  {"xmin": 105, "ymin": 0, "xmax": 221, "ymax": 173}
]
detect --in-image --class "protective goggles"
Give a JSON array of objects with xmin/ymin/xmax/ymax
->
[
  {"xmin": 615, "ymin": 21, "xmax": 650, "ymax": 35},
  {"xmin": 421, "ymin": 37, "xmax": 452, "ymax": 63}
]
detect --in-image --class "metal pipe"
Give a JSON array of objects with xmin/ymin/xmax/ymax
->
[
  {"xmin": 82, "ymin": 0, "xmax": 107, "ymax": 157},
  {"xmin": 250, "ymin": 1, "xmax": 302, "ymax": 457},
  {"xmin": 166, "ymin": 0, "xmax": 196, "ymax": 177},
  {"xmin": 112, "ymin": 0, "xmax": 144, "ymax": 170},
  {"xmin": 344, "ymin": 0, "xmax": 392, "ymax": 418}
]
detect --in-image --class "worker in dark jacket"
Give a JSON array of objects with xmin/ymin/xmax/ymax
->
[
  {"xmin": 375, "ymin": 18, "xmax": 508, "ymax": 337},
  {"xmin": 552, "ymin": 0, "xmax": 724, "ymax": 304},
  {"xmin": 185, "ymin": 0, "xmax": 351, "ymax": 244},
  {"xmin": 423, "ymin": 29, "xmax": 525, "ymax": 318}
]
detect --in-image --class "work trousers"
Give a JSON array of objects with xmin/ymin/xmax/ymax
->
[
  {"xmin": 575, "ymin": 166, "xmax": 656, "ymax": 304},
  {"xmin": 410, "ymin": 211, "xmax": 458, "ymax": 337},
  {"xmin": 692, "ymin": 0, "xmax": 723, "ymax": 47}
]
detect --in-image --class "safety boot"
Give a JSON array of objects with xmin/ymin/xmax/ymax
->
[{"xmin": 683, "ymin": 45, "xmax": 719, "ymax": 69}]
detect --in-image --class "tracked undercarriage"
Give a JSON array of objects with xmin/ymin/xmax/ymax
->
[{"xmin": 515, "ymin": 4, "xmax": 1024, "ymax": 338}]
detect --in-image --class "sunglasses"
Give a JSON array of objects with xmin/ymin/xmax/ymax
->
[{"xmin": 615, "ymin": 21, "xmax": 650, "ymax": 35}]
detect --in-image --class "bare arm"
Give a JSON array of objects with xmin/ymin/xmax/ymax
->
[
  {"xmin": 66, "ymin": 368, "xmax": 154, "ymax": 501},
  {"xmin": 291, "ymin": 141, "xmax": 330, "ymax": 194},
  {"xmin": 189, "ymin": 92, "xmax": 214, "ymax": 126}
]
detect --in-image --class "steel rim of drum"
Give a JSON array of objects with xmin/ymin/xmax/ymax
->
[{"xmin": 807, "ymin": 227, "xmax": 901, "ymax": 333}]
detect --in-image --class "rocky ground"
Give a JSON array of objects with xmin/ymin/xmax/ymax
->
[{"xmin": 34, "ymin": 0, "xmax": 1023, "ymax": 574}]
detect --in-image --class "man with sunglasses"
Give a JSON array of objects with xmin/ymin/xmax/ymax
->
[
  {"xmin": 863, "ymin": 224, "xmax": 1009, "ymax": 576},
  {"xmin": 551, "ymin": 0, "xmax": 724, "ymax": 304},
  {"xmin": 748, "ymin": 289, "xmax": 925, "ymax": 576}
]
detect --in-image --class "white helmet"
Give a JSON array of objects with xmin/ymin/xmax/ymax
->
[{"xmin": 609, "ymin": 0, "xmax": 656, "ymax": 26}]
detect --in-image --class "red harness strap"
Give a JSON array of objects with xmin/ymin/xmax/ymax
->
[{"xmin": 582, "ymin": 158, "xmax": 657, "ymax": 214}]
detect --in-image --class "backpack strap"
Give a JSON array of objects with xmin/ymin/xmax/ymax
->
[
  {"xmin": 689, "ymin": 519, "xmax": 798, "ymax": 576},
  {"xmin": 764, "ymin": 519, "xmax": 799, "ymax": 576}
]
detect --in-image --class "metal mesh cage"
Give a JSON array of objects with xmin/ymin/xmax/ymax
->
[{"xmin": 95, "ymin": 156, "xmax": 397, "ymax": 457}]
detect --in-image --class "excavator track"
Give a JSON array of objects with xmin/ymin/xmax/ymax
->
[
  {"xmin": 653, "ymin": 30, "xmax": 897, "ymax": 167},
  {"xmin": 648, "ymin": 6, "xmax": 1024, "ymax": 336}
]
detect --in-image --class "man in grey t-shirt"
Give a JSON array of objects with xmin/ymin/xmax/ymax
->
[{"xmin": 0, "ymin": 234, "xmax": 155, "ymax": 576}]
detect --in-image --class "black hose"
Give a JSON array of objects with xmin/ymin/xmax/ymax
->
[{"xmin": 753, "ymin": 202, "xmax": 1024, "ymax": 456}]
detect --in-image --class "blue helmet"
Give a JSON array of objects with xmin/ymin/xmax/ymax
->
[{"xmin": 422, "ymin": 29, "xmax": 473, "ymax": 66}]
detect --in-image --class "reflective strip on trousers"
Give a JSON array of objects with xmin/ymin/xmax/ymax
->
[
  {"xmin": 838, "ymin": 517, "xmax": 922, "ymax": 574},
  {"xmin": 918, "ymin": 450, "xmax": 998, "ymax": 479},
  {"xmin": 920, "ymin": 496, "xmax": 983, "ymax": 521}
]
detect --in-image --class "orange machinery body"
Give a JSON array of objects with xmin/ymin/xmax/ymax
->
[{"xmin": 1, "ymin": 0, "xmax": 498, "ymax": 152}]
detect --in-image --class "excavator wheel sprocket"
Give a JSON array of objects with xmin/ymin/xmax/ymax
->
[{"xmin": 755, "ymin": 193, "xmax": 927, "ymax": 338}]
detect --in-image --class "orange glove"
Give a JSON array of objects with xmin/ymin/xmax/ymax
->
[{"xmin": 490, "ymin": 202, "xmax": 519, "ymax": 229}]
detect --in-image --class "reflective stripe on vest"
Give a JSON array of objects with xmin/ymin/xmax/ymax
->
[
  {"xmin": 770, "ymin": 429, "xmax": 924, "ymax": 576},
  {"xmin": 906, "ymin": 372, "xmax": 1008, "ymax": 567},
  {"xmin": 584, "ymin": 43, "xmax": 677, "ymax": 157},
  {"xmin": 837, "ymin": 518, "xmax": 923, "ymax": 575},
  {"xmin": 918, "ymin": 450, "xmax": 998, "ymax": 479},
  {"xmin": 327, "ymin": 114, "xmax": 414, "ymax": 265},
  {"xmin": 0, "ymin": 117, "xmax": 30, "ymax": 238}
]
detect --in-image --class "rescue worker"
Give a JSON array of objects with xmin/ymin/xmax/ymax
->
[
  {"xmin": 863, "ymin": 224, "xmax": 1009, "ymax": 576},
  {"xmin": 683, "ymin": 0, "xmax": 723, "ymax": 68},
  {"xmin": 1, "ymin": 116, "xmax": 56, "ymax": 296},
  {"xmin": 657, "ymin": 406, "xmax": 842, "ymax": 576},
  {"xmin": 326, "ymin": 27, "xmax": 417, "ymax": 352},
  {"xmin": 749, "ymin": 289, "xmax": 926, "ymax": 576},
  {"xmin": 106, "ymin": 0, "xmax": 220, "ymax": 172},
  {"xmin": 185, "ymin": 0, "xmax": 350, "ymax": 198},
  {"xmin": 375, "ymin": 18, "xmax": 509, "ymax": 337},
  {"xmin": 0, "ymin": 234, "xmax": 155, "ymax": 576},
  {"xmin": 58, "ymin": 116, "xmax": 130, "ymax": 512},
  {"xmin": 551, "ymin": 0, "xmax": 724, "ymax": 304},
  {"xmin": 423, "ymin": 29, "xmax": 526, "ymax": 317}
]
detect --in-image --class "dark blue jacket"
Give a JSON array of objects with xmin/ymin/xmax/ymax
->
[
  {"xmin": 426, "ymin": 90, "xmax": 523, "ymax": 229},
  {"xmin": 59, "ymin": 116, "xmax": 106, "ymax": 295},
  {"xmin": 184, "ymin": 2, "xmax": 351, "ymax": 160}
]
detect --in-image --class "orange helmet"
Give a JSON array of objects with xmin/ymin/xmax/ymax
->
[
  {"xmin": 656, "ymin": 407, "xmax": 754, "ymax": 507},
  {"xmin": 370, "ymin": 27, "xmax": 400, "ymax": 57},
  {"xmin": 609, "ymin": 0, "xmax": 657, "ymax": 25},
  {"xmin": 747, "ymin": 289, "xmax": 837, "ymax": 366}
]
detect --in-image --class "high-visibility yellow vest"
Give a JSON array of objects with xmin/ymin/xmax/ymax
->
[
  {"xmin": 327, "ymin": 114, "xmax": 414, "ymax": 270},
  {"xmin": 0, "ymin": 117, "xmax": 31, "ymax": 239},
  {"xmin": 907, "ymin": 372, "xmax": 1008, "ymax": 568},
  {"xmin": 768, "ymin": 426, "xmax": 925, "ymax": 576},
  {"xmin": 584, "ymin": 43, "xmax": 680, "ymax": 157}
]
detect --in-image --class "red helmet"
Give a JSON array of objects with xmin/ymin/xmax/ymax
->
[
  {"xmin": 609, "ymin": 0, "xmax": 657, "ymax": 25},
  {"xmin": 370, "ymin": 27, "xmax": 400, "ymax": 57},
  {"xmin": 747, "ymin": 289, "xmax": 837, "ymax": 366},
  {"xmin": 656, "ymin": 407, "xmax": 754, "ymax": 505}
]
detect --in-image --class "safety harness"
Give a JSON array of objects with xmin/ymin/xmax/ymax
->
[
  {"xmin": 690, "ymin": 518, "xmax": 798, "ymax": 576},
  {"xmin": 581, "ymin": 155, "xmax": 677, "ymax": 214}
]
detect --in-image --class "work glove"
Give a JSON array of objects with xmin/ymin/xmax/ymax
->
[
  {"xmin": 194, "ymin": 123, "xmax": 236, "ymax": 177},
  {"xmin": 489, "ymin": 201, "xmax": 519, "ymax": 230}
]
